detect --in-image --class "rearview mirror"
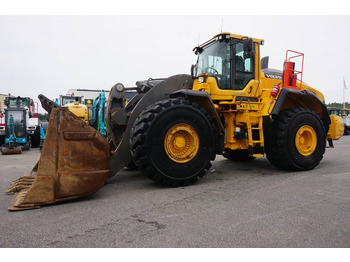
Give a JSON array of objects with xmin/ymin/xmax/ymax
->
[
  {"xmin": 191, "ymin": 64, "xmax": 197, "ymax": 78},
  {"xmin": 243, "ymin": 38, "xmax": 254, "ymax": 58},
  {"xmin": 243, "ymin": 38, "xmax": 253, "ymax": 52}
]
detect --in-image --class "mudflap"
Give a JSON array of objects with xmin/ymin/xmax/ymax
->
[{"xmin": 6, "ymin": 107, "xmax": 110, "ymax": 211}]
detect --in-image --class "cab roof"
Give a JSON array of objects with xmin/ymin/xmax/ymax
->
[{"xmin": 193, "ymin": 32, "xmax": 264, "ymax": 51}]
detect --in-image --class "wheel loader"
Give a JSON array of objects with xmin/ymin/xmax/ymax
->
[
  {"xmin": 59, "ymin": 94, "xmax": 89, "ymax": 121},
  {"xmin": 6, "ymin": 32, "xmax": 344, "ymax": 211}
]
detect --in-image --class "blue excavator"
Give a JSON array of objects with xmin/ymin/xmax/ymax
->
[{"xmin": 1, "ymin": 113, "xmax": 25, "ymax": 155}]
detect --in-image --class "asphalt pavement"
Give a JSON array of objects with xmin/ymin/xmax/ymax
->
[{"xmin": 0, "ymin": 136, "xmax": 349, "ymax": 248}]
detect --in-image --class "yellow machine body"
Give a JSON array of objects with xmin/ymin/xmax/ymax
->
[
  {"xmin": 192, "ymin": 32, "xmax": 340, "ymax": 155},
  {"xmin": 6, "ymin": 32, "xmax": 343, "ymax": 211},
  {"xmin": 64, "ymin": 102, "xmax": 88, "ymax": 121},
  {"xmin": 327, "ymin": 114, "xmax": 344, "ymax": 141}
]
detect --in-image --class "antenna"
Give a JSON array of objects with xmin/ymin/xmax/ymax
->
[
  {"xmin": 343, "ymin": 76, "xmax": 347, "ymax": 109},
  {"xmin": 198, "ymin": 33, "xmax": 200, "ymax": 46},
  {"xmin": 221, "ymin": 18, "xmax": 224, "ymax": 32}
]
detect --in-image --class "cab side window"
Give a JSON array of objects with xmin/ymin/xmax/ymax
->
[{"xmin": 234, "ymin": 42, "xmax": 254, "ymax": 90}]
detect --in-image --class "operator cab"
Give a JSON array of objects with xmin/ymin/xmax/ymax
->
[
  {"xmin": 192, "ymin": 33, "xmax": 260, "ymax": 91},
  {"xmin": 60, "ymin": 95, "xmax": 83, "ymax": 106},
  {"xmin": 4, "ymin": 107, "xmax": 27, "ymax": 145}
]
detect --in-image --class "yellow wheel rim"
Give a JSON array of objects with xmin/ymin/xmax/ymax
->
[
  {"xmin": 164, "ymin": 123, "xmax": 200, "ymax": 163},
  {"xmin": 295, "ymin": 125, "xmax": 317, "ymax": 156}
]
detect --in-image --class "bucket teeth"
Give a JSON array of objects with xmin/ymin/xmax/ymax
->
[
  {"xmin": 5, "ymin": 176, "xmax": 35, "ymax": 194},
  {"xmin": 6, "ymin": 107, "xmax": 110, "ymax": 211}
]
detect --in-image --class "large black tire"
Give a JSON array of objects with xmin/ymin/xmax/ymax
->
[
  {"xmin": 130, "ymin": 98, "xmax": 216, "ymax": 186},
  {"xmin": 30, "ymin": 126, "xmax": 41, "ymax": 148},
  {"xmin": 23, "ymin": 142, "xmax": 30, "ymax": 151},
  {"xmin": 265, "ymin": 108, "xmax": 326, "ymax": 171},
  {"xmin": 223, "ymin": 149, "xmax": 255, "ymax": 161},
  {"xmin": 126, "ymin": 162, "xmax": 138, "ymax": 170},
  {"xmin": 0, "ymin": 135, "xmax": 5, "ymax": 147}
]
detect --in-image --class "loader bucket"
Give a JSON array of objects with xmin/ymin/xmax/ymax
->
[{"xmin": 6, "ymin": 107, "xmax": 110, "ymax": 211}]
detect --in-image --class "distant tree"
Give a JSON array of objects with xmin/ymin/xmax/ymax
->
[
  {"xmin": 326, "ymin": 102, "xmax": 350, "ymax": 108},
  {"xmin": 38, "ymin": 113, "xmax": 49, "ymax": 122}
]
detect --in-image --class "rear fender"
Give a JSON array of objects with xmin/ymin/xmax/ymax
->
[{"xmin": 271, "ymin": 88, "xmax": 331, "ymax": 134}]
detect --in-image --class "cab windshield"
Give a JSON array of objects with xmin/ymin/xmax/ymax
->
[
  {"xmin": 8, "ymin": 110, "xmax": 24, "ymax": 126},
  {"xmin": 7, "ymin": 98, "xmax": 29, "ymax": 107},
  {"xmin": 61, "ymin": 96, "xmax": 82, "ymax": 105},
  {"xmin": 196, "ymin": 41, "xmax": 231, "ymax": 89}
]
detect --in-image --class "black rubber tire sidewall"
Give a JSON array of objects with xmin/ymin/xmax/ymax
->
[
  {"xmin": 266, "ymin": 108, "xmax": 326, "ymax": 171},
  {"xmin": 286, "ymin": 110, "xmax": 325, "ymax": 170},
  {"xmin": 30, "ymin": 126, "xmax": 41, "ymax": 148},
  {"xmin": 145, "ymin": 105, "xmax": 214, "ymax": 181},
  {"xmin": 130, "ymin": 98, "xmax": 216, "ymax": 186}
]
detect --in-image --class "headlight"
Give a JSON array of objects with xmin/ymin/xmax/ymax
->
[{"xmin": 198, "ymin": 76, "xmax": 205, "ymax": 84}]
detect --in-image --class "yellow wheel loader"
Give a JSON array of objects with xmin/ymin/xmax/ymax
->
[
  {"xmin": 6, "ymin": 32, "xmax": 343, "ymax": 211},
  {"xmin": 60, "ymin": 94, "xmax": 89, "ymax": 121}
]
